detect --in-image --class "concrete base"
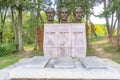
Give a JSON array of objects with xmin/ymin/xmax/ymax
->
[{"xmin": 10, "ymin": 56, "xmax": 120, "ymax": 80}]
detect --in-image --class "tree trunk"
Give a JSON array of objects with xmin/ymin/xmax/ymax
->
[
  {"xmin": 34, "ymin": 27, "xmax": 37, "ymax": 50},
  {"xmin": 0, "ymin": 32, "xmax": 2, "ymax": 43},
  {"xmin": 86, "ymin": 15, "xmax": 90, "ymax": 47},
  {"xmin": 18, "ymin": 5, "xmax": 23, "ymax": 51},
  {"xmin": 103, "ymin": 0, "xmax": 111, "ymax": 38},
  {"xmin": 89, "ymin": 19, "xmax": 97, "ymax": 37},
  {"xmin": 34, "ymin": 0, "xmax": 44, "ymax": 50},
  {"xmin": 11, "ymin": 6, "xmax": 17, "ymax": 43},
  {"xmin": 117, "ymin": 14, "xmax": 120, "ymax": 45}
]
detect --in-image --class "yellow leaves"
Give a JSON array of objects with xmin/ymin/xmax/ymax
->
[{"xmin": 94, "ymin": 24, "xmax": 105, "ymax": 36}]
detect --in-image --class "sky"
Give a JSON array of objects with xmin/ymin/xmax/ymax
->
[{"xmin": 90, "ymin": 3, "xmax": 106, "ymax": 24}]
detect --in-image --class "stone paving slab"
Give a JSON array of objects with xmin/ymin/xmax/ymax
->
[
  {"xmin": 80, "ymin": 56, "xmax": 107, "ymax": 69},
  {"xmin": 23, "ymin": 56, "xmax": 50, "ymax": 69},
  {"xmin": 53, "ymin": 57, "xmax": 75, "ymax": 69},
  {"xmin": 0, "ymin": 58, "xmax": 30, "ymax": 80}
]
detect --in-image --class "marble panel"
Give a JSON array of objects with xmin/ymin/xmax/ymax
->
[
  {"xmin": 44, "ymin": 32, "xmax": 57, "ymax": 47},
  {"xmin": 57, "ymin": 32, "xmax": 71, "ymax": 47},
  {"xmin": 71, "ymin": 32, "xmax": 86, "ymax": 47},
  {"xmin": 71, "ymin": 24, "xmax": 85, "ymax": 32},
  {"xmin": 44, "ymin": 23, "xmax": 86, "ymax": 58},
  {"xmin": 44, "ymin": 48, "xmax": 57, "ymax": 58},
  {"xmin": 80, "ymin": 56, "xmax": 107, "ymax": 69},
  {"xmin": 23, "ymin": 56, "xmax": 50, "ymax": 69},
  {"xmin": 57, "ymin": 47, "xmax": 72, "ymax": 57},
  {"xmin": 53, "ymin": 57, "xmax": 75, "ymax": 69},
  {"xmin": 72, "ymin": 47, "xmax": 86, "ymax": 58}
]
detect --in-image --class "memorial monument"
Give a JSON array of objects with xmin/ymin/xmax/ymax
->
[{"xmin": 10, "ymin": 7, "xmax": 120, "ymax": 80}]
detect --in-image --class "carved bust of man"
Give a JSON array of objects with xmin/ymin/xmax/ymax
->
[
  {"xmin": 59, "ymin": 7, "xmax": 69, "ymax": 23},
  {"xmin": 45, "ymin": 7, "xmax": 55, "ymax": 23},
  {"xmin": 73, "ymin": 7, "xmax": 83, "ymax": 23}
]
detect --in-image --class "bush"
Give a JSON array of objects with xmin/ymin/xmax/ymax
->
[
  {"xmin": 116, "ymin": 46, "xmax": 120, "ymax": 53},
  {"xmin": 0, "ymin": 42, "xmax": 18, "ymax": 57}
]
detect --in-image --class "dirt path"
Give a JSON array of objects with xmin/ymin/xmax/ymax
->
[
  {"xmin": 92, "ymin": 44, "xmax": 113, "ymax": 58},
  {"xmin": 91, "ymin": 38, "xmax": 120, "ymax": 64},
  {"xmin": 16, "ymin": 51, "xmax": 32, "ymax": 58}
]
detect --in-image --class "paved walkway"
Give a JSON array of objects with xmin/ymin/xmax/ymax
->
[{"xmin": 0, "ymin": 58, "xmax": 120, "ymax": 80}]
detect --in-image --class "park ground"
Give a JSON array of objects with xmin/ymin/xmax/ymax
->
[{"xmin": 0, "ymin": 37, "xmax": 120, "ymax": 69}]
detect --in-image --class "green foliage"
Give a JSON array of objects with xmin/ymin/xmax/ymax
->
[
  {"xmin": 0, "ymin": 42, "xmax": 18, "ymax": 57},
  {"xmin": 2, "ymin": 21, "xmax": 14, "ymax": 42},
  {"xmin": 22, "ymin": 12, "xmax": 36, "ymax": 44},
  {"xmin": 116, "ymin": 46, "xmax": 120, "ymax": 53},
  {"xmin": 87, "ymin": 47, "xmax": 95, "ymax": 56}
]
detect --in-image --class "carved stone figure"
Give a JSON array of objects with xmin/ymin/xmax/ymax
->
[
  {"xmin": 45, "ymin": 7, "xmax": 55, "ymax": 23},
  {"xmin": 59, "ymin": 7, "xmax": 69, "ymax": 23},
  {"xmin": 73, "ymin": 7, "xmax": 83, "ymax": 23}
]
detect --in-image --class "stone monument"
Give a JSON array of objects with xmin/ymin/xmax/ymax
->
[
  {"xmin": 45, "ymin": 7, "xmax": 55, "ymax": 23},
  {"xmin": 43, "ymin": 24, "xmax": 86, "ymax": 58},
  {"xmin": 59, "ymin": 7, "xmax": 69, "ymax": 23},
  {"xmin": 73, "ymin": 7, "xmax": 83, "ymax": 23}
]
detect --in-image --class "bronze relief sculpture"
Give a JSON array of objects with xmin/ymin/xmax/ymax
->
[
  {"xmin": 45, "ymin": 7, "xmax": 55, "ymax": 23},
  {"xmin": 59, "ymin": 7, "xmax": 69, "ymax": 23},
  {"xmin": 73, "ymin": 7, "xmax": 83, "ymax": 23}
]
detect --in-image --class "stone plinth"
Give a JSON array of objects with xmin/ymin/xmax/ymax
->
[{"xmin": 10, "ymin": 56, "xmax": 120, "ymax": 80}]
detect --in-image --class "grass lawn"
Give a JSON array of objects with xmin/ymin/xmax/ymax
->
[{"xmin": 0, "ymin": 54, "xmax": 20, "ymax": 69}]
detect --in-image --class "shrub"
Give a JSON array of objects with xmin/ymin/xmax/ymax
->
[
  {"xmin": 116, "ymin": 46, "xmax": 120, "ymax": 53},
  {"xmin": 0, "ymin": 42, "xmax": 18, "ymax": 57}
]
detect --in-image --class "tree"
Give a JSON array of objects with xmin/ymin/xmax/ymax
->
[
  {"xmin": 99, "ymin": 0, "xmax": 120, "ymax": 47},
  {"xmin": 0, "ymin": 0, "xmax": 9, "ymax": 42},
  {"xmin": 11, "ymin": 5, "xmax": 17, "ymax": 43}
]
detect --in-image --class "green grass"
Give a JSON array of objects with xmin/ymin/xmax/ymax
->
[
  {"xmin": 24, "ymin": 44, "xmax": 34, "ymax": 51},
  {"xmin": 0, "ymin": 54, "xmax": 20, "ymax": 69},
  {"xmin": 113, "ymin": 58, "xmax": 120, "ymax": 64},
  {"xmin": 29, "ymin": 51, "xmax": 44, "ymax": 57},
  {"xmin": 87, "ymin": 47, "xmax": 95, "ymax": 56}
]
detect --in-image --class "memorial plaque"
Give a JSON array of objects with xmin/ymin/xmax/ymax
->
[
  {"xmin": 80, "ymin": 56, "xmax": 107, "ymax": 69},
  {"xmin": 23, "ymin": 56, "xmax": 50, "ymax": 69},
  {"xmin": 58, "ymin": 32, "xmax": 71, "ymax": 47},
  {"xmin": 44, "ymin": 32, "xmax": 57, "ymax": 47},
  {"xmin": 53, "ymin": 57, "xmax": 75, "ymax": 69}
]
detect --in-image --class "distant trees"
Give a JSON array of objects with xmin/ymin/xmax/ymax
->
[
  {"xmin": 0, "ymin": 0, "xmax": 120, "ymax": 51},
  {"xmin": 97, "ymin": 0, "xmax": 120, "ymax": 48},
  {"xmin": 0, "ymin": 0, "xmax": 9, "ymax": 42}
]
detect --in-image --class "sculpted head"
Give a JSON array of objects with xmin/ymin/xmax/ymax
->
[
  {"xmin": 59, "ymin": 7, "xmax": 69, "ymax": 23},
  {"xmin": 73, "ymin": 7, "xmax": 83, "ymax": 23},
  {"xmin": 45, "ymin": 7, "xmax": 55, "ymax": 23}
]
